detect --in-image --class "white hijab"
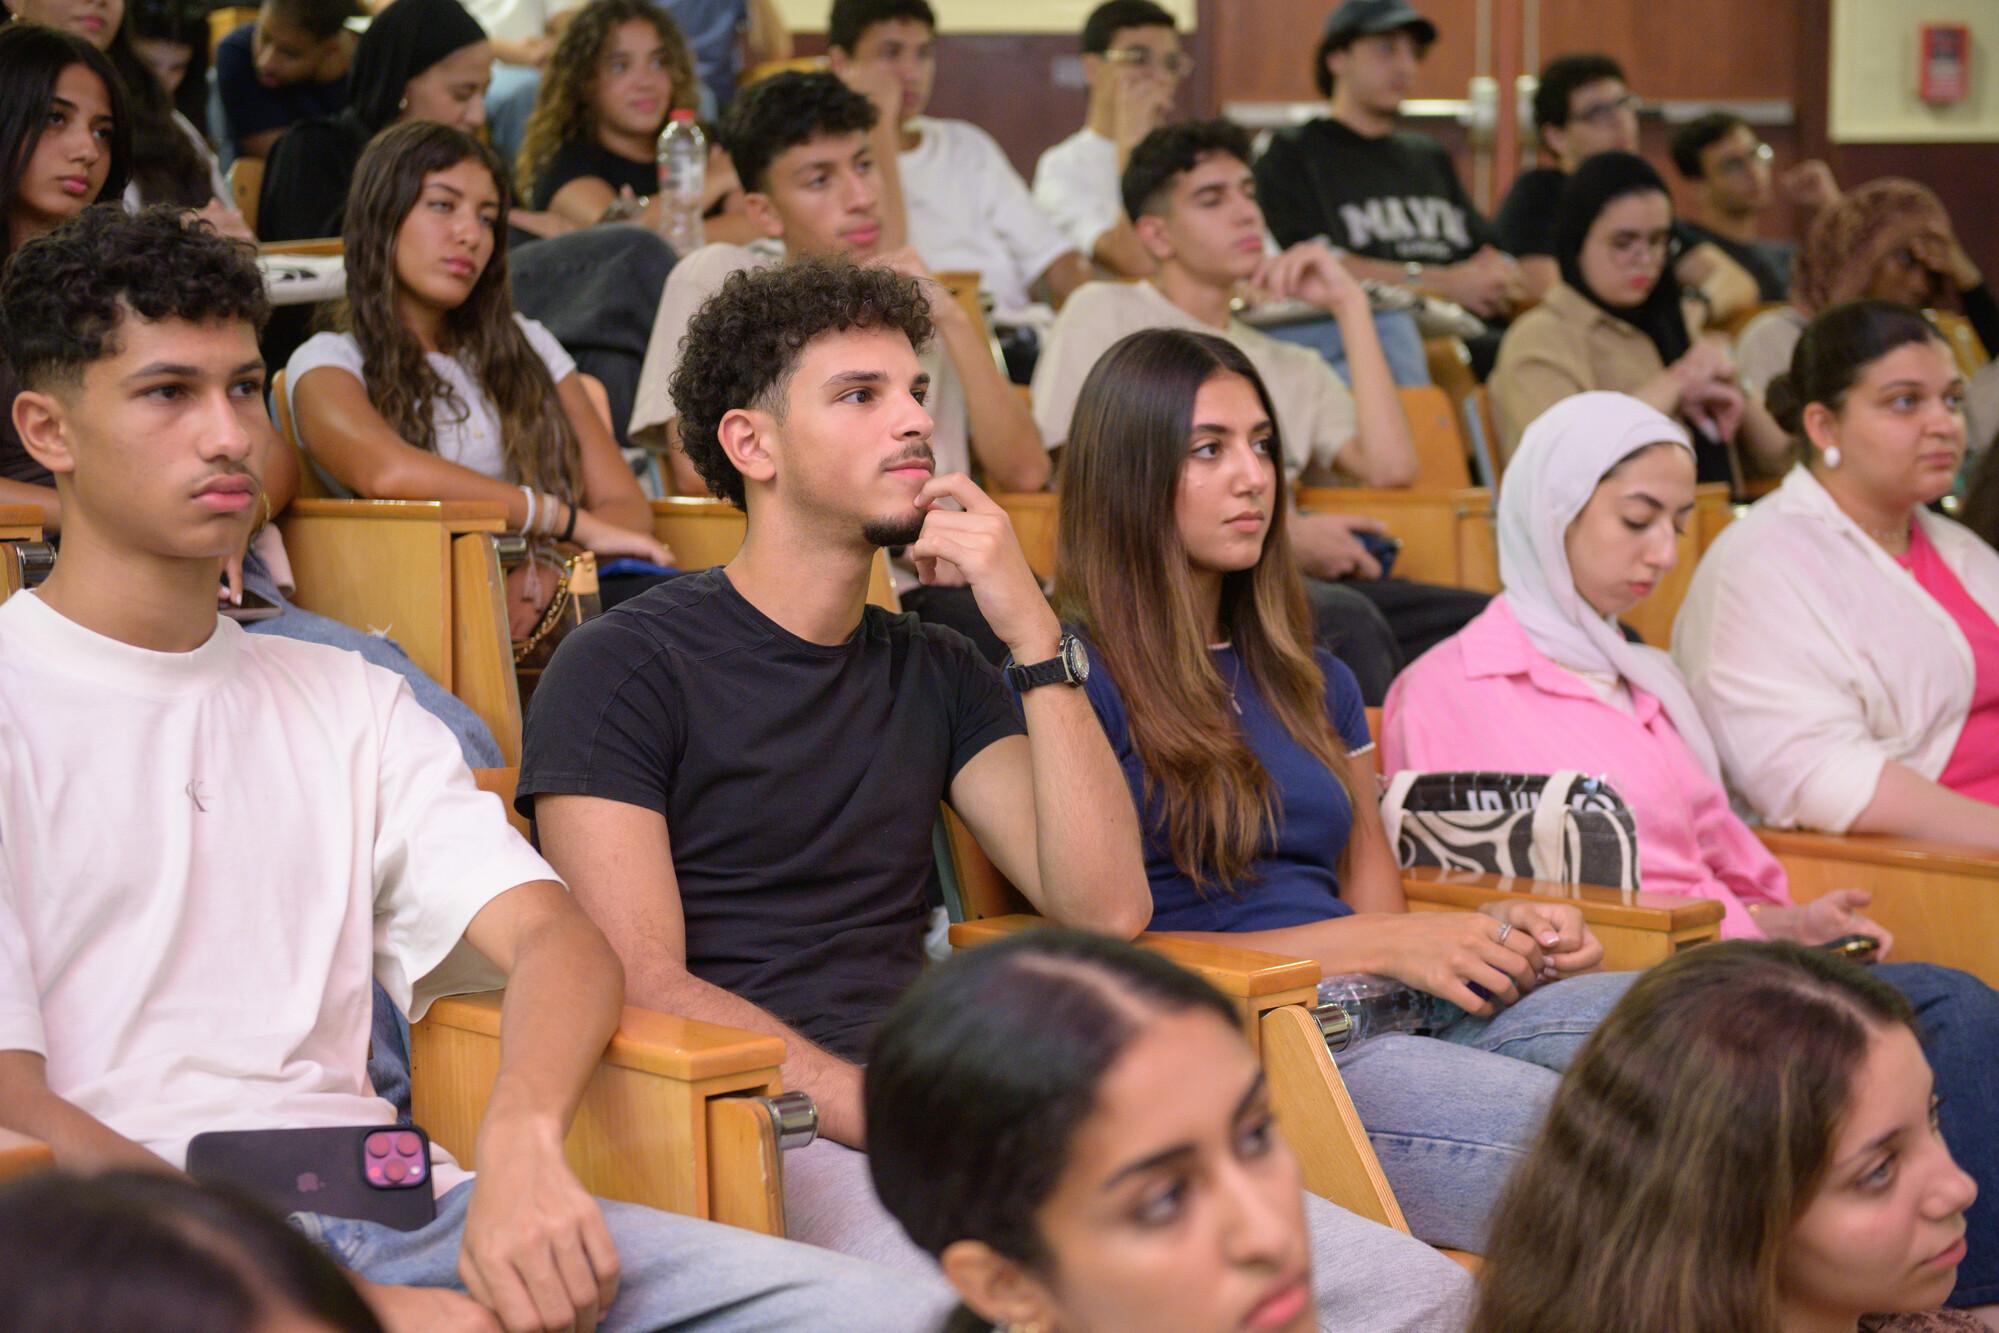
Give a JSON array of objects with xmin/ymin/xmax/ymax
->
[{"xmin": 1497, "ymin": 391, "xmax": 1722, "ymax": 779}]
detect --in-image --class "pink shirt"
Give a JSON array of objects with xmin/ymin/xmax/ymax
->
[
  {"xmin": 1382, "ymin": 598, "xmax": 1788, "ymax": 939},
  {"xmin": 1896, "ymin": 522, "xmax": 1999, "ymax": 805}
]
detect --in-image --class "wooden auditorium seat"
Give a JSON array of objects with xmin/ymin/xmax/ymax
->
[
  {"xmin": 0, "ymin": 504, "xmax": 50, "ymax": 598},
  {"xmin": 229, "ymin": 156, "xmax": 264, "ymax": 233},
  {"xmin": 271, "ymin": 369, "xmax": 526, "ymax": 764},
  {"xmin": 652, "ymin": 496, "xmax": 902, "ymax": 611},
  {"xmin": 1296, "ymin": 484, "xmax": 1500, "ymax": 592},
  {"xmin": 1620, "ymin": 481, "xmax": 1733, "ymax": 648},
  {"xmin": 0, "ymin": 1128, "xmax": 53, "ymax": 1185}
]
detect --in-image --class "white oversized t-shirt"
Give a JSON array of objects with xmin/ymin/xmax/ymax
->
[
  {"xmin": 0, "ymin": 592, "xmax": 555, "ymax": 1190},
  {"xmin": 1031, "ymin": 279, "xmax": 1357, "ymax": 477},
  {"xmin": 1032, "ymin": 128, "xmax": 1122, "ymax": 260},
  {"xmin": 285, "ymin": 314, "xmax": 576, "ymax": 490},
  {"xmin": 900, "ymin": 117, "xmax": 1076, "ymax": 320}
]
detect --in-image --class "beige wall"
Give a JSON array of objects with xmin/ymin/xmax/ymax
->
[
  {"xmin": 1831, "ymin": 0, "xmax": 1994, "ymax": 143},
  {"xmin": 772, "ymin": 0, "xmax": 1196, "ymax": 35}
]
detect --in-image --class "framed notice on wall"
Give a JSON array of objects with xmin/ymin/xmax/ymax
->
[
  {"xmin": 772, "ymin": 0, "xmax": 1197, "ymax": 34},
  {"xmin": 1830, "ymin": 0, "xmax": 1993, "ymax": 142}
]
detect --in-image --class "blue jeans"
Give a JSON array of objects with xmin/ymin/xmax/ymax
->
[
  {"xmin": 1334, "ymin": 969, "xmax": 1635, "ymax": 1252},
  {"xmin": 1265, "ymin": 308, "xmax": 1431, "ymax": 387},
  {"xmin": 293, "ymin": 1179, "xmax": 948, "ymax": 1330}
]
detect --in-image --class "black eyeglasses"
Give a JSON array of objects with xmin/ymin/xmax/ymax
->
[
  {"xmin": 1102, "ymin": 47, "xmax": 1194, "ymax": 79},
  {"xmin": 1571, "ymin": 92, "xmax": 1641, "ymax": 128}
]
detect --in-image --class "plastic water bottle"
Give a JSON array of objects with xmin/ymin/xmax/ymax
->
[
  {"xmin": 656, "ymin": 110, "xmax": 705, "ymax": 257},
  {"xmin": 1314, "ymin": 974, "xmax": 1461, "ymax": 1054}
]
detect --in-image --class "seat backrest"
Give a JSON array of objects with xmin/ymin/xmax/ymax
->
[
  {"xmin": 651, "ymin": 497, "xmax": 901, "ymax": 611},
  {"xmin": 269, "ymin": 368, "xmax": 334, "ymax": 499},
  {"xmin": 1397, "ymin": 384, "xmax": 1473, "ymax": 489},
  {"xmin": 1930, "ymin": 310, "xmax": 1990, "ymax": 382},
  {"xmin": 229, "ymin": 156, "xmax": 264, "ymax": 233}
]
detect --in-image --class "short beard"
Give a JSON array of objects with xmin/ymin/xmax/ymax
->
[{"xmin": 861, "ymin": 512, "xmax": 925, "ymax": 548}]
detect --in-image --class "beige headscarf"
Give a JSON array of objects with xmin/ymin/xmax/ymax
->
[{"xmin": 1792, "ymin": 178, "xmax": 1952, "ymax": 317}]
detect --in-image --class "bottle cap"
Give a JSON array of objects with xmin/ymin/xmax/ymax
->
[{"xmin": 670, "ymin": 108, "xmax": 696, "ymax": 121}]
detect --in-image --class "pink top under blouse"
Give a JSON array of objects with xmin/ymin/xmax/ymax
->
[
  {"xmin": 1896, "ymin": 522, "xmax": 1999, "ymax": 805},
  {"xmin": 1382, "ymin": 597, "xmax": 1787, "ymax": 939}
]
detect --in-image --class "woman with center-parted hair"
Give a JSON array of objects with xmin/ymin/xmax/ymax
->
[
  {"xmin": 1476, "ymin": 942, "xmax": 1984, "ymax": 1333},
  {"xmin": 285, "ymin": 120, "xmax": 672, "ymax": 634},
  {"xmin": 865, "ymin": 927, "xmax": 1474, "ymax": 1333}
]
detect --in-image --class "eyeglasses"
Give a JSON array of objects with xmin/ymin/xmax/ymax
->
[
  {"xmin": 1713, "ymin": 141, "xmax": 1774, "ymax": 179},
  {"xmin": 1606, "ymin": 230, "xmax": 1680, "ymax": 264},
  {"xmin": 1103, "ymin": 47, "xmax": 1194, "ymax": 79},
  {"xmin": 1571, "ymin": 92, "xmax": 1641, "ymax": 128}
]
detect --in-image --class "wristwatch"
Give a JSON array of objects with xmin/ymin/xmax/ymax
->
[{"xmin": 1004, "ymin": 633, "xmax": 1090, "ymax": 693}]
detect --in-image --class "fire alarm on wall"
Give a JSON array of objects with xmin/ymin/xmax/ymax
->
[{"xmin": 1919, "ymin": 23, "xmax": 1971, "ymax": 106}]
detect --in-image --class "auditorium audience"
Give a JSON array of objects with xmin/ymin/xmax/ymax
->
[
  {"xmin": 827, "ymin": 0, "xmax": 1090, "ymax": 321},
  {"xmin": 1050, "ymin": 325, "xmax": 1678, "ymax": 1252},
  {"xmin": 0, "ymin": 202, "xmax": 926, "ymax": 1332},
  {"xmin": 286, "ymin": 123, "xmax": 671, "ymax": 628},
  {"xmin": 1253, "ymin": 0, "xmax": 1522, "ymax": 326},
  {"xmin": 1480, "ymin": 942, "xmax": 1992, "ymax": 1330},
  {"xmin": 1490, "ymin": 150, "xmax": 1787, "ymax": 481},
  {"xmin": 1036, "ymin": 119, "xmax": 1484, "ymax": 698},
  {"xmin": 1031, "ymin": 0, "xmax": 1183, "ymax": 280},
  {"xmin": 1671, "ymin": 110, "xmax": 1841, "ymax": 303},
  {"xmin": 668, "ymin": 0, "xmax": 791, "ymax": 110},
  {"xmin": 865, "ymin": 928, "xmax": 1475, "ymax": 1333},
  {"xmin": 6, "ymin": 0, "xmax": 239, "ymax": 225},
  {"xmin": 1735, "ymin": 179, "xmax": 1999, "ymax": 452},
  {"xmin": 213, "ymin": 0, "xmax": 356, "ymax": 160},
  {"xmin": 523, "ymin": 256, "xmax": 1172, "ymax": 1300},
  {"xmin": 1493, "ymin": 53, "xmax": 1758, "ymax": 319},
  {"xmin": 257, "ymin": 0, "xmax": 493, "ymax": 242},
  {"xmin": 0, "ymin": 1171, "xmax": 385, "ymax": 1332},
  {"xmin": 1678, "ymin": 300, "xmax": 1999, "ymax": 848},
  {"xmin": 125, "ymin": 0, "xmax": 206, "ymax": 127},
  {"xmin": 628, "ymin": 69, "xmax": 1044, "ymax": 657}
]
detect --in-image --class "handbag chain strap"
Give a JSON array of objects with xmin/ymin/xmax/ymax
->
[{"xmin": 512, "ymin": 550, "xmax": 577, "ymax": 662}]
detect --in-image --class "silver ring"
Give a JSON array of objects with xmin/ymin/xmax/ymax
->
[{"xmin": 1494, "ymin": 921, "xmax": 1514, "ymax": 946}]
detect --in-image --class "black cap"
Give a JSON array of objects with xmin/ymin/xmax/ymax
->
[{"xmin": 1322, "ymin": 0, "xmax": 1437, "ymax": 48}]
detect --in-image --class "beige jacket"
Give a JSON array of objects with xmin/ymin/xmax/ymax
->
[{"xmin": 1490, "ymin": 281, "xmax": 1676, "ymax": 462}]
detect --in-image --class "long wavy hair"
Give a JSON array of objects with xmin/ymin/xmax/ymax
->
[
  {"xmin": 515, "ymin": 0, "xmax": 694, "ymax": 198},
  {"xmin": 1474, "ymin": 942, "xmax": 1919, "ymax": 1333},
  {"xmin": 335, "ymin": 121, "xmax": 580, "ymax": 501},
  {"xmin": 1053, "ymin": 328, "xmax": 1357, "ymax": 892},
  {"xmin": 0, "ymin": 24, "xmax": 131, "ymax": 264}
]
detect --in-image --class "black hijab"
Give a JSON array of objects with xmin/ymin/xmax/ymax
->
[
  {"xmin": 1553, "ymin": 151, "xmax": 1689, "ymax": 367},
  {"xmin": 257, "ymin": 0, "xmax": 486, "ymax": 240}
]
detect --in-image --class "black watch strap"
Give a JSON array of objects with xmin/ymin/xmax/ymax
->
[{"xmin": 1004, "ymin": 633, "xmax": 1088, "ymax": 693}]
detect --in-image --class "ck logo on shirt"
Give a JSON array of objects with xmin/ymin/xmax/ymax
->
[
  {"xmin": 1340, "ymin": 196, "xmax": 1472, "ymax": 261},
  {"xmin": 186, "ymin": 779, "xmax": 210, "ymax": 812}
]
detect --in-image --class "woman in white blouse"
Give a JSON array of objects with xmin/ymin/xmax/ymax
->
[{"xmin": 1675, "ymin": 300, "xmax": 1999, "ymax": 848}]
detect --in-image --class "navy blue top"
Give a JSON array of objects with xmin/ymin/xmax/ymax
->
[
  {"xmin": 216, "ymin": 22, "xmax": 352, "ymax": 151},
  {"xmin": 1078, "ymin": 635, "xmax": 1372, "ymax": 932}
]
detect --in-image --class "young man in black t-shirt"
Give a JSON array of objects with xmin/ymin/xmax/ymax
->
[
  {"xmin": 518, "ymin": 255, "xmax": 1152, "ymax": 1264},
  {"xmin": 1252, "ymin": 0, "xmax": 1522, "ymax": 323},
  {"xmin": 1671, "ymin": 111, "xmax": 1842, "ymax": 304}
]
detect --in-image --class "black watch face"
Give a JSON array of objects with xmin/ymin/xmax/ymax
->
[{"xmin": 1061, "ymin": 635, "xmax": 1089, "ymax": 684}]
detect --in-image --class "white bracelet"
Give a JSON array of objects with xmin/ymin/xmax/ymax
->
[{"xmin": 520, "ymin": 484, "xmax": 538, "ymax": 536}]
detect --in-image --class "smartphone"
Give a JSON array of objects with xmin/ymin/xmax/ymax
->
[
  {"xmin": 186, "ymin": 1124, "xmax": 438, "ymax": 1231},
  {"xmin": 219, "ymin": 587, "xmax": 283, "ymax": 623},
  {"xmin": 1820, "ymin": 933, "xmax": 1881, "ymax": 964},
  {"xmin": 1357, "ymin": 531, "xmax": 1403, "ymax": 579}
]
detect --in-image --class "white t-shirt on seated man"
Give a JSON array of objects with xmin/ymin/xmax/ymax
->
[
  {"xmin": 826, "ymin": 0, "xmax": 1089, "ymax": 323},
  {"xmin": 0, "ymin": 204, "xmax": 928, "ymax": 1333}
]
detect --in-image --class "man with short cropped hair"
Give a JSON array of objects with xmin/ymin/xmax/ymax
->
[
  {"xmin": 1252, "ymin": 0, "xmax": 1522, "ymax": 326},
  {"xmin": 1031, "ymin": 0, "xmax": 1185, "ymax": 279},
  {"xmin": 1035, "ymin": 119, "xmax": 1489, "ymax": 698},
  {"xmin": 1672, "ymin": 110, "xmax": 1840, "ymax": 303},
  {"xmin": 214, "ymin": 0, "xmax": 358, "ymax": 158},
  {"xmin": 827, "ymin": 0, "xmax": 1090, "ymax": 321},
  {"xmin": 0, "ymin": 204, "xmax": 929, "ymax": 1333}
]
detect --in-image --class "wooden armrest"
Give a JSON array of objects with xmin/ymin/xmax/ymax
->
[
  {"xmin": 0, "ymin": 504, "xmax": 42, "ymax": 539},
  {"xmin": 0, "ymin": 1128, "xmax": 53, "ymax": 1184},
  {"xmin": 410, "ymin": 993, "xmax": 790, "ymax": 1231},
  {"xmin": 258, "ymin": 237, "xmax": 343, "ymax": 257},
  {"xmin": 284, "ymin": 498, "xmax": 507, "ymax": 533},
  {"xmin": 1401, "ymin": 867, "xmax": 1723, "ymax": 971},
  {"xmin": 1294, "ymin": 485, "xmax": 1493, "ymax": 513},
  {"xmin": 1756, "ymin": 828, "xmax": 1999, "ymax": 876}
]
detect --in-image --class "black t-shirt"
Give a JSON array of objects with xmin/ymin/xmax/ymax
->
[
  {"xmin": 1254, "ymin": 117, "xmax": 1494, "ymax": 262},
  {"xmin": 516, "ymin": 567, "xmax": 1025, "ymax": 1060},
  {"xmin": 215, "ymin": 22, "xmax": 350, "ymax": 149},
  {"xmin": 1677, "ymin": 220, "xmax": 1793, "ymax": 302},
  {"xmin": 529, "ymin": 137, "xmax": 656, "ymax": 212}
]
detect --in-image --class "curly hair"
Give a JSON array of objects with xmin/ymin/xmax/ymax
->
[
  {"xmin": 669, "ymin": 257, "xmax": 933, "ymax": 509},
  {"xmin": 336, "ymin": 121, "xmax": 581, "ymax": 501},
  {"xmin": 720, "ymin": 71, "xmax": 877, "ymax": 195},
  {"xmin": 1121, "ymin": 117, "xmax": 1252, "ymax": 222},
  {"xmin": 516, "ymin": 0, "xmax": 695, "ymax": 200},
  {"xmin": 0, "ymin": 202, "xmax": 267, "ymax": 391},
  {"xmin": 827, "ymin": 0, "xmax": 934, "ymax": 54}
]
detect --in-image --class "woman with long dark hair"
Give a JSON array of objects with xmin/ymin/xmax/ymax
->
[
  {"xmin": 1050, "ymin": 325, "xmax": 1651, "ymax": 1256},
  {"xmin": 866, "ymin": 927, "xmax": 1473, "ymax": 1332},
  {"xmin": 1490, "ymin": 149, "xmax": 1786, "ymax": 481},
  {"xmin": 0, "ymin": 21, "xmax": 129, "ymax": 527},
  {"xmin": 286, "ymin": 120, "xmax": 668, "ymax": 627},
  {"xmin": 1477, "ymin": 942, "xmax": 1981, "ymax": 1333}
]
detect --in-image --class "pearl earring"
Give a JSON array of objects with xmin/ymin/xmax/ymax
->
[{"xmin": 1823, "ymin": 445, "xmax": 1842, "ymax": 469}]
